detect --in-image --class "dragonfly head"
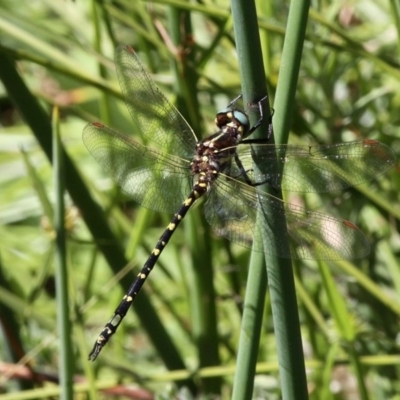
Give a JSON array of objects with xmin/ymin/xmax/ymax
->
[{"xmin": 215, "ymin": 108, "xmax": 250, "ymax": 137}]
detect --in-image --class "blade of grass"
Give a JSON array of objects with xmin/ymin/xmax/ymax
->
[
  {"xmin": 265, "ymin": 1, "xmax": 313, "ymax": 398},
  {"xmin": 53, "ymin": 106, "xmax": 73, "ymax": 400},
  {"xmin": 0, "ymin": 257, "xmax": 34, "ymax": 391},
  {"xmin": 318, "ymin": 260, "xmax": 369, "ymax": 400},
  {"xmin": 228, "ymin": 0, "xmax": 294, "ymax": 399},
  {"xmin": 235, "ymin": 0, "xmax": 311, "ymax": 398},
  {"xmin": 92, "ymin": 1, "xmax": 111, "ymax": 126},
  {"xmin": 320, "ymin": 341, "xmax": 341, "ymax": 400},
  {"xmin": 334, "ymin": 259, "xmax": 400, "ymax": 316}
]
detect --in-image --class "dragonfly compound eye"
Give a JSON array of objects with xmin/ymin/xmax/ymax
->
[{"xmin": 215, "ymin": 108, "xmax": 250, "ymax": 132}]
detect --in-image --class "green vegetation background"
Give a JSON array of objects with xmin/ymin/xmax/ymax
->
[{"xmin": 0, "ymin": 0, "xmax": 399, "ymax": 399}]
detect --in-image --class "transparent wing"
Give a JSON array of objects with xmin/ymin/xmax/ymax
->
[
  {"xmin": 233, "ymin": 140, "xmax": 396, "ymax": 192},
  {"xmin": 204, "ymin": 175, "xmax": 370, "ymax": 260},
  {"xmin": 83, "ymin": 122, "xmax": 192, "ymax": 214},
  {"xmin": 115, "ymin": 44, "xmax": 197, "ymax": 158}
]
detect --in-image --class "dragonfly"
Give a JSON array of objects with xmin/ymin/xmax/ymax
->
[{"xmin": 83, "ymin": 44, "xmax": 396, "ymax": 360}]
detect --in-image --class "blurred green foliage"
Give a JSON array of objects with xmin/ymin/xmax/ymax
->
[{"xmin": 0, "ymin": 0, "xmax": 399, "ymax": 399}]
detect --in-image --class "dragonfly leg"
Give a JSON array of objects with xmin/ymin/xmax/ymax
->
[
  {"xmin": 233, "ymin": 152, "xmax": 281, "ymax": 193},
  {"xmin": 247, "ymin": 95, "xmax": 273, "ymax": 136},
  {"xmin": 232, "ymin": 153, "xmax": 254, "ymax": 185},
  {"xmin": 227, "ymin": 93, "xmax": 243, "ymax": 108}
]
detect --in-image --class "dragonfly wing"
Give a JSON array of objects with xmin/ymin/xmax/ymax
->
[
  {"xmin": 115, "ymin": 44, "xmax": 197, "ymax": 159},
  {"xmin": 280, "ymin": 201, "xmax": 370, "ymax": 260},
  {"xmin": 205, "ymin": 176, "xmax": 370, "ymax": 260},
  {"xmin": 236, "ymin": 140, "xmax": 396, "ymax": 192},
  {"xmin": 83, "ymin": 122, "xmax": 192, "ymax": 214}
]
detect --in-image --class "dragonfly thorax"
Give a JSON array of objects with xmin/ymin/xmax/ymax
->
[{"xmin": 191, "ymin": 112, "xmax": 248, "ymax": 192}]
